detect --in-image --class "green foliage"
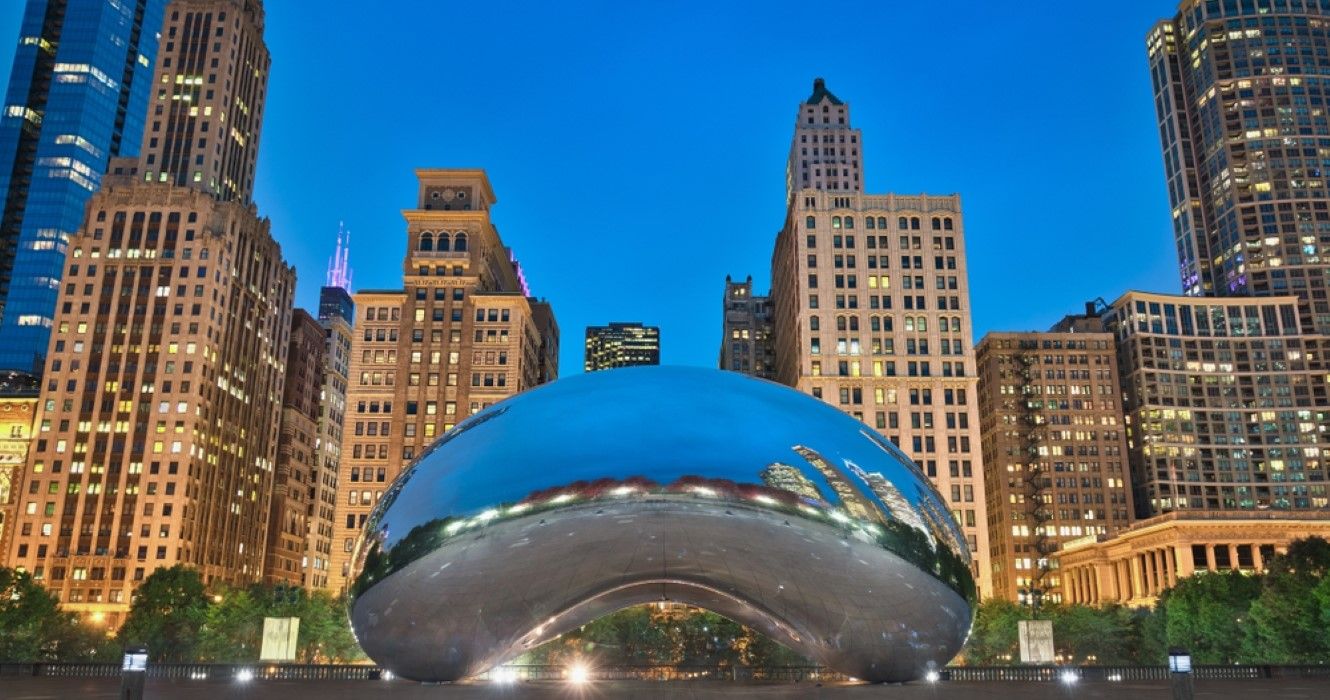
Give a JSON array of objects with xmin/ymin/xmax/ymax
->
[
  {"xmin": 1158, "ymin": 569, "xmax": 1261, "ymax": 664},
  {"xmin": 0, "ymin": 566, "xmax": 116, "ymax": 661},
  {"xmin": 1241, "ymin": 536, "xmax": 1330, "ymax": 663},
  {"xmin": 196, "ymin": 584, "xmax": 364, "ymax": 663},
  {"xmin": 116, "ymin": 565, "xmax": 209, "ymax": 662},
  {"xmin": 522, "ymin": 605, "xmax": 811, "ymax": 670},
  {"xmin": 1047, "ymin": 603, "xmax": 1144, "ymax": 665},
  {"xmin": 959, "ymin": 598, "xmax": 1024, "ymax": 664}
]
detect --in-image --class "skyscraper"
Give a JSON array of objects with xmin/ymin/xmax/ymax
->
[
  {"xmin": 328, "ymin": 169, "xmax": 558, "ymax": 594},
  {"xmin": 975, "ymin": 327, "xmax": 1134, "ymax": 605},
  {"xmin": 719, "ymin": 275, "xmax": 775, "ymax": 379},
  {"xmin": 1148, "ymin": 1, "xmax": 1330, "ymax": 332},
  {"xmin": 0, "ymin": 0, "xmax": 168, "ymax": 374},
  {"xmin": 769, "ymin": 79, "xmax": 991, "ymax": 596},
  {"xmin": 264, "ymin": 310, "xmax": 324, "ymax": 586},
  {"xmin": 3, "ymin": 0, "xmax": 293, "ymax": 624},
  {"xmin": 584, "ymin": 322, "xmax": 660, "ymax": 371},
  {"xmin": 1103, "ymin": 291, "xmax": 1328, "ymax": 514},
  {"xmin": 306, "ymin": 248, "xmax": 354, "ymax": 590}
]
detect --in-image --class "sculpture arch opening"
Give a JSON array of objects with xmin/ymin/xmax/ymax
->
[{"xmin": 349, "ymin": 367, "xmax": 975, "ymax": 682}]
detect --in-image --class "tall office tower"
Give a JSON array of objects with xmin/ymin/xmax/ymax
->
[
  {"xmin": 328, "ymin": 169, "xmax": 558, "ymax": 593},
  {"xmin": 584, "ymin": 322, "xmax": 661, "ymax": 371},
  {"xmin": 305, "ymin": 257, "xmax": 354, "ymax": 590},
  {"xmin": 1149, "ymin": 2, "xmax": 1330, "ymax": 333},
  {"xmin": 4, "ymin": 0, "xmax": 293, "ymax": 624},
  {"xmin": 786, "ymin": 77, "xmax": 862, "ymax": 201},
  {"xmin": 719, "ymin": 275, "xmax": 775, "ymax": 379},
  {"xmin": 0, "ymin": 0, "xmax": 168, "ymax": 374},
  {"xmin": 1103, "ymin": 291, "xmax": 1329, "ymax": 514},
  {"xmin": 769, "ymin": 79, "xmax": 991, "ymax": 596},
  {"xmin": 264, "ymin": 310, "xmax": 324, "ymax": 586},
  {"xmin": 975, "ymin": 328, "xmax": 1134, "ymax": 605}
]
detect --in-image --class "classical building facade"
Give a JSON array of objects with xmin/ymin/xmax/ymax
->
[
  {"xmin": 1056, "ymin": 511, "xmax": 1330, "ymax": 607},
  {"xmin": 3, "ymin": 0, "xmax": 294, "ymax": 624},
  {"xmin": 0, "ymin": 0, "xmax": 168, "ymax": 374},
  {"xmin": 0, "ymin": 392, "xmax": 39, "ymax": 559},
  {"xmin": 768, "ymin": 79, "xmax": 990, "ymax": 595},
  {"xmin": 1103, "ymin": 291, "xmax": 1329, "ymax": 516},
  {"xmin": 263, "ymin": 310, "xmax": 324, "ymax": 586},
  {"xmin": 584, "ymin": 322, "xmax": 660, "ymax": 371},
  {"xmin": 976, "ymin": 329, "xmax": 1134, "ymax": 604},
  {"xmin": 328, "ymin": 169, "xmax": 558, "ymax": 594},
  {"xmin": 1148, "ymin": 1, "xmax": 1330, "ymax": 333},
  {"xmin": 719, "ymin": 275, "xmax": 775, "ymax": 379}
]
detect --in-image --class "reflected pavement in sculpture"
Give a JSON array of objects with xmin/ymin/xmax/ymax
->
[{"xmin": 349, "ymin": 366, "xmax": 975, "ymax": 682}]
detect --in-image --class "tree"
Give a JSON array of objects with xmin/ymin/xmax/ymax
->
[
  {"xmin": 117, "ymin": 565, "xmax": 208, "ymax": 662},
  {"xmin": 1158, "ymin": 569, "xmax": 1260, "ymax": 664},
  {"xmin": 959, "ymin": 598, "xmax": 1024, "ymax": 665},
  {"xmin": 1242, "ymin": 538, "xmax": 1330, "ymax": 663},
  {"xmin": 0, "ymin": 567, "xmax": 75, "ymax": 660},
  {"xmin": 1047, "ymin": 603, "xmax": 1141, "ymax": 665}
]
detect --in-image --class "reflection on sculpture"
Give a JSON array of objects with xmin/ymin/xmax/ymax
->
[{"xmin": 349, "ymin": 366, "xmax": 975, "ymax": 683}]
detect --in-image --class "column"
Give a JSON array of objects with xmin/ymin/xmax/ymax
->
[
  {"xmin": 1166, "ymin": 547, "xmax": 1177, "ymax": 588},
  {"xmin": 1129, "ymin": 554, "xmax": 1144, "ymax": 603},
  {"xmin": 1228, "ymin": 544, "xmax": 1240, "ymax": 571},
  {"xmin": 1205, "ymin": 544, "xmax": 1217, "ymax": 572},
  {"xmin": 1178, "ymin": 542, "xmax": 1197, "ymax": 578},
  {"xmin": 1252, "ymin": 543, "xmax": 1264, "ymax": 572}
]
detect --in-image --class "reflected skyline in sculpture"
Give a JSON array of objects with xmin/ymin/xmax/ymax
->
[{"xmin": 349, "ymin": 367, "xmax": 975, "ymax": 683}]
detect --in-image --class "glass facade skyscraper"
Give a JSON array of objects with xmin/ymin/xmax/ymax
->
[
  {"xmin": 0, "ymin": 0, "xmax": 166, "ymax": 373},
  {"xmin": 1149, "ymin": 0, "xmax": 1330, "ymax": 333}
]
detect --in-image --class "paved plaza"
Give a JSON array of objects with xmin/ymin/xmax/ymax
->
[{"xmin": 2, "ymin": 677, "xmax": 1328, "ymax": 699}]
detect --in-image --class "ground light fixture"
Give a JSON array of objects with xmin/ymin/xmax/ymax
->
[
  {"xmin": 236, "ymin": 668, "xmax": 254, "ymax": 683},
  {"xmin": 567, "ymin": 662, "xmax": 590, "ymax": 685},
  {"xmin": 925, "ymin": 670, "xmax": 941, "ymax": 683},
  {"xmin": 1060, "ymin": 669, "xmax": 1079, "ymax": 685}
]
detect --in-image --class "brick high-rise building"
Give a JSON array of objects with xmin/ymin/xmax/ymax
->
[
  {"xmin": 0, "ymin": 391, "xmax": 39, "ymax": 559},
  {"xmin": 329, "ymin": 169, "xmax": 558, "ymax": 593},
  {"xmin": 719, "ymin": 275, "xmax": 775, "ymax": 379},
  {"xmin": 1148, "ymin": 1, "xmax": 1330, "ymax": 333},
  {"xmin": 264, "ymin": 310, "xmax": 324, "ymax": 586},
  {"xmin": 769, "ymin": 79, "xmax": 991, "ymax": 596},
  {"xmin": 3, "ymin": 0, "xmax": 293, "ymax": 624},
  {"xmin": 305, "ymin": 278, "xmax": 353, "ymax": 590},
  {"xmin": 0, "ymin": 0, "xmax": 168, "ymax": 374},
  {"xmin": 976, "ymin": 327, "xmax": 1133, "ymax": 605},
  {"xmin": 584, "ymin": 322, "xmax": 660, "ymax": 371}
]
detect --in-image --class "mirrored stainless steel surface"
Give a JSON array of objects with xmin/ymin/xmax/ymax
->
[{"xmin": 349, "ymin": 366, "xmax": 975, "ymax": 682}]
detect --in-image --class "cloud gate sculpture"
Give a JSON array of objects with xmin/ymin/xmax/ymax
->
[{"xmin": 349, "ymin": 366, "xmax": 975, "ymax": 683}]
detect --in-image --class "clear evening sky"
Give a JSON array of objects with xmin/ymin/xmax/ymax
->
[{"xmin": 1, "ymin": 1, "xmax": 1182, "ymax": 374}]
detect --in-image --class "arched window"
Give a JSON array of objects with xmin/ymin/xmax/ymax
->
[
  {"xmin": 454, "ymin": 232, "xmax": 468, "ymax": 252},
  {"xmin": 952, "ymin": 317, "xmax": 962, "ymax": 332},
  {"xmin": 809, "ymin": 316, "xmax": 820, "ymax": 331},
  {"xmin": 844, "ymin": 216, "xmax": 854, "ymax": 229},
  {"xmin": 806, "ymin": 216, "xmax": 816, "ymax": 229},
  {"xmin": 897, "ymin": 216, "xmax": 908, "ymax": 229},
  {"xmin": 849, "ymin": 317, "xmax": 859, "ymax": 331},
  {"xmin": 910, "ymin": 217, "xmax": 921, "ymax": 230},
  {"xmin": 943, "ymin": 218, "xmax": 954, "ymax": 231},
  {"xmin": 832, "ymin": 216, "xmax": 842, "ymax": 229},
  {"xmin": 931, "ymin": 217, "xmax": 941, "ymax": 230},
  {"xmin": 878, "ymin": 217, "xmax": 887, "ymax": 229},
  {"xmin": 917, "ymin": 317, "xmax": 927, "ymax": 332},
  {"xmin": 836, "ymin": 316, "xmax": 847, "ymax": 331},
  {"xmin": 870, "ymin": 316, "xmax": 881, "ymax": 332},
  {"xmin": 865, "ymin": 217, "xmax": 875, "ymax": 230},
  {"xmin": 904, "ymin": 317, "xmax": 914, "ymax": 332},
  {"xmin": 419, "ymin": 233, "xmax": 434, "ymax": 251}
]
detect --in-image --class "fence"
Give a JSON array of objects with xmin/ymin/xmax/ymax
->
[{"xmin": 2, "ymin": 661, "xmax": 1328, "ymax": 683}]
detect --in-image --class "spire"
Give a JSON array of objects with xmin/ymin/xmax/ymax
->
[
  {"xmin": 327, "ymin": 222, "xmax": 353, "ymax": 291},
  {"xmin": 805, "ymin": 77, "xmax": 843, "ymax": 106}
]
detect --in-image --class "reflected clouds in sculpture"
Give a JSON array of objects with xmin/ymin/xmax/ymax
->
[{"xmin": 349, "ymin": 366, "xmax": 975, "ymax": 682}]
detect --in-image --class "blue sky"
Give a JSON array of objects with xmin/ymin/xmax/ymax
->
[{"xmin": 1, "ymin": 1, "xmax": 1183, "ymax": 374}]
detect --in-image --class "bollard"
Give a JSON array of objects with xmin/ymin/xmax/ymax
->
[
  {"xmin": 1168, "ymin": 648, "xmax": 1194, "ymax": 700},
  {"xmin": 119, "ymin": 646, "xmax": 148, "ymax": 700}
]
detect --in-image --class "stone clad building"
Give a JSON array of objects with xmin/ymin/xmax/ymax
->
[{"xmin": 328, "ymin": 169, "xmax": 557, "ymax": 594}]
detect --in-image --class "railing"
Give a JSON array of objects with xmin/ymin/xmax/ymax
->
[{"xmin": 1, "ymin": 662, "xmax": 1328, "ymax": 683}]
